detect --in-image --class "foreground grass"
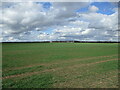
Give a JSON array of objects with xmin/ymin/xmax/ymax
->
[{"xmin": 2, "ymin": 43, "xmax": 118, "ymax": 88}]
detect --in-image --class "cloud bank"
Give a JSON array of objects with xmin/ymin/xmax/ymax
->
[{"xmin": 1, "ymin": 2, "xmax": 119, "ymax": 42}]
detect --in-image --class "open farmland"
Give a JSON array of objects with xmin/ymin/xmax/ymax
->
[{"xmin": 2, "ymin": 43, "xmax": 119, "ymax": 88}]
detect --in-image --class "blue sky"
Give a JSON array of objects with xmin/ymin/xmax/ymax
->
[
  {"xmin": 1, "ymin": 2, "xmax": 119, "ymax": 42},
  {"xmin": 91, "ymin": 2, "xmax": 117, "ymax": 15},
  {"xmin": 77, "ymin": 2, "xmax": 117, "ymax": 15},
  {"xmin": 41, "ymin": 2, "xmax": 117, "ymax": 15}
]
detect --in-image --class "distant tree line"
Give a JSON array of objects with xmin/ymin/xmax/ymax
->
[{"xmin": 2, "ymin": 40, "xmax": 120, "ymax": 43}]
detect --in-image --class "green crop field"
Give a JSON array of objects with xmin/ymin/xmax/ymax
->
[{"xmin": 2, "ymin": 43, "xmax": 119, "ymax": 88}]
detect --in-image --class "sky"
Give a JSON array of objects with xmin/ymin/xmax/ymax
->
[{"xmin": 0, "ymin": 1, "xmax": 119, "ymax": 42}]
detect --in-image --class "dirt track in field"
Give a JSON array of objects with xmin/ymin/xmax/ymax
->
[
  {"xmin": 2, "ymin": 58, "xmax": 118, "ymax": 80},
  {"xmin": 3, "ymin": 54, "xmax": 118, "ymax": 72}
]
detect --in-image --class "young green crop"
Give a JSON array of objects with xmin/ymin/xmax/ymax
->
[{"xmin": 2, "ymin": 43, "xmax": 118, "ymax": 88}]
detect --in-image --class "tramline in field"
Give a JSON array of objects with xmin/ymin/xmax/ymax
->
[{"xmin": 2, "ymin": 43, "xmax": 118, "ymax": 88}]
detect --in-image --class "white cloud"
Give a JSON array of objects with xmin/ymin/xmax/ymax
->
[
  {"xmin": 52, "ymin": 2, "xmax": 90, "ymax": 18},
  {"xmin": 89, "ymin": 5, "xmax": 99, "ymax": 12},
  {"xmin": 37, "ymin": 10, "xmax": 118, "ymax": 41},
  {"xmin": 2, "ymin": 2, "xmax": 89, "ymax": 35},
  {"xmin": 79, "ymin": 11, "xmax": 118, "ymax": 30},
  {"xmin": 1, "ymin": 2, "xmax": 119, "ymax": 42}
]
